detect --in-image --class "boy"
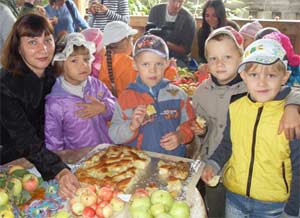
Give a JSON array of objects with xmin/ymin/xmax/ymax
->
[
  {"xmin": 108, "ymin": 34, "xmax": 195, "ymax": 157},
  {"xmin": 192, "ymin": 26, "xmax": 300, "ymax": 217},
  {"xmin": 201, "ymin": 39, "xmax": 300, "ymax": 218}
]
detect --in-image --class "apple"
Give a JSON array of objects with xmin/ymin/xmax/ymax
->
[
  {"xmin": 110, "ymin": 197, "xmax": 125, "ymax": 212},
  {"xmin": 169, "ymin": 200, "xmax": 190, "ymax": 218},
  {"xmin": 0, "ymin": 173, "xmax": 7, "ymax": 188},
  {"xmin": 83, "ymin": 206, "xmax": 96, "ymax": 218},
  {"xmin": 53, "ymin": 210, "xmax": 71, "ymax": 218},
  {"xmin": 0, "ymin": 189, "xmax": 9, "ymax": 206},
  {"xmin": 156, "ymin": 213, "xmax": 174, "ymax": 218},
  {"xmin": 150, "ymin": 203, "xmax": 165, "ymax": 217},
  {"xmin": 102, "ymin": 204, "xmax": 113, "ymax": 218},
  {"xmin": 130, "ymin": 196, "xmax": 151, "ymax": 210},
  {"xmin": 22, "ymin": 173, "xmax": 39, "ymax": 192},
  {"xmin": 80, "ymin": 191, "xmax": 97, "ymax": 207},
  {"xmin": 150, "ymin": 190, "xmax": 174, "ymax": 211},
  {"xmin": 71, "ymin": 201, "xmax": 85, "ymax": 216},
  {"xmin": 8, "ymin": 177, "xmax": 22, "ymax": 196},
  {"xmin": 8, "ymin": 165, "xmax": 24, "ymax": 175},
  {"xmin": 98, "ymin": 185, "xmax": 114, "ymax": 202},
  {"xmin": 130, "ymin": 207, "xmax": 153, "ymax": 218},
  {"xmin": 0, "ymin": 210, "xmax": 14, "ymax": 218}
]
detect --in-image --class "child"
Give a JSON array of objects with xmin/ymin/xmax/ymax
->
[
  {"xmin": 192, "ymin": 26, "xmax": 300, "ymax": 218},
  {"xmin": 239, "ymin": 20, "xmax": 263, "ymax": 49},
  {"xmin": 99, "ymin": 21, "xmax": 138, "ymax": 97},
  {"xmin": 201, "ymin": 39, "xmax": 300, "ymax": 218},
  {"xmin": 263, "ymin": 31, "xmax": 300, "ymax": 87},
  {"xmin": 45, "ymin": 32, "xmax": 116, "ymax": 152},
  {"xmin": 108, "ymin": 34, "xmax": 195, "ymax": 157},
  {"xmin": 81, "ymin": 27, "xmax": 104, "ymax": 78}
]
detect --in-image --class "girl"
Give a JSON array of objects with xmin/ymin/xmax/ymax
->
[{"xmin": 45, "ymin": 32, "xmax": 115, "ymax": 153}]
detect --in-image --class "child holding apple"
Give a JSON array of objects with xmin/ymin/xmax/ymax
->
[{"xmin": 108, "ymin": 34, "xmax": 195, "ymax": 157}]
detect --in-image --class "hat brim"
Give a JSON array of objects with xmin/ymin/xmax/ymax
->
[{"xmin": 238, "ymin": 57, "xmax": 287, "ymax": 73}]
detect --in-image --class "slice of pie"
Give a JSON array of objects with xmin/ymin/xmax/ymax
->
[{"xmin": 75, "ymin": 145, "xmax": 151, "ymax": 193}]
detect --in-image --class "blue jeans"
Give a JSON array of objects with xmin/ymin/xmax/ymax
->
[{"xmin": 225, "ymin": 191, "xmax": 285, "ymax": 218}]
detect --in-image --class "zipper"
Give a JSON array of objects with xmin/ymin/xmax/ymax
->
[
  {"xmin": 282, "ymin": 162, "xmax": 289, "ymax": 193},
  {"xmin": 246, "ymin": 106, "xmax": 263, "ymax": 197}
]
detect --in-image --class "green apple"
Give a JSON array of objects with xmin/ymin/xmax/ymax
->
[
  {"xmin": 130, "ymin": 206, "xmax": 153, "ymax": 218},
  {"xmin": 169, "ymin": 200, "xmax": 190, "ymax": 218},
  {"xmin": 110, "ymin": 197, "xmax": 125, "ymax": 212},
  {"xmin": 150, "ymin": 190, "xmax": 174, "ymax": 211},
  {"xmin": 0, "ymin": 189, "xmax": 9, "ymax": 206},
  {"xmin": 53, "ymin": 210, "xmax": 71, "ymax": 218},
  {"xmin": 8, "ymin": 178, "xmax": 22, "ymax": 196},
  {"xmin": 0, "ymin": 209, "xmax": 14, "ymax": 218},
  {"xmin": 0, "ymin": 173, "xmax": 7, "ymax": 188},
  {"xmin": 156, "ymin": 213, "xmax": 174, "ymax": 218},
  {"xmin": 130, "ymin": 196, "xmax": 151, "ymax": 210},
  {"xmin": 150, "ymin": 203, "xmax": 165, "ymax": 217}
]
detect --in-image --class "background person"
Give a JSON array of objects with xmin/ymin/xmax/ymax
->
[
  {"xmin": 88, "ymin": 0, "xmax": 129, "ymax": 31},
  {"xmin": 197, "ymin": 0, "xmax": 239, "ymax": 64},
  {"xmin": 239, "ymin": 20, "xmax": 263, "ymax": 49},
  {"xmin": 0, "ymin": 14, "xmax": 79, "ymax": 198},
  {"xmin": 148, "ymin": 0, "xmax": 196, "ymax": 67},
  {"xmin": 44, "ymin": 0, "xmax": 89, "ymax": 37}
]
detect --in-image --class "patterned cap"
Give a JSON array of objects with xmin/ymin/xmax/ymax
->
[
  {"xmin": 205, "ymin": 26, "xmax": 244, "ymax": 57},
  {"xmin": 237, "ymin": 39, "xmax": 287, "ymax": 73},
  {"xmin": 263, "ymin": 32, "xmax": 300, "ymax": 67},
  {"xmin": 133, "ymin": 34, "xmax": 169, "ymax": 58},
  {"xmin": 239, "ymin": 21, "xmax": 263, "ymax": 39}
]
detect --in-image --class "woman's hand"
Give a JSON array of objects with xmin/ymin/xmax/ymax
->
[
  {"xmin": 160, "ymin": 131, "xmax": 182, "ymax": 150},
  {"xmin": 76, "ymin": 96, "xmax": 106, "ymax": 119},
  {"xmin": 278, "ymin": 105, "xmax": 300, "ymax": 140},
  {"xmin": 55, "ymin": 168, "xmax": 80, "ymax": 198},
  {"xmin": 129, "ymin": 105, "xmax": 147, "ymax": 131}
]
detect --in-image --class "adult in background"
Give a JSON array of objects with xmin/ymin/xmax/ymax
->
[
  {"xmin": 0, "ymin": 2, "xmax": 16, "ymax": 63},
  {"xmin": 148, "ymin": 0, "xmax": 195, "ymax": 68},
  {"xmin": 0, "ymin": 14, "xmax": 79, "ymax": 198},
  {"xmin": 44, "ymin": 0, "xmax": 88, "ymax": 37},
  {"xmin": 88, "ymin": 0, "xmax": 129, "ymax": 31},
  {"xmin": 197, "ymin": 0, "xmax": 239, "ymax": 64}
]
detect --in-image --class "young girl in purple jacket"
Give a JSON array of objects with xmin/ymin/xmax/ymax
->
[{"xmin": 45, "ymin": 32, "xmax": 115, "ymax": 152}]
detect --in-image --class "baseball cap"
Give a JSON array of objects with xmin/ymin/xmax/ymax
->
[
  {"xmin": 102, "ymin": 21, "xmax": 138, "ymax": 46},
  {"xmin": 263, "ymin": 32, "xmax": 300, "ymax": 67},
  {"xmin": 133, "ymin": 34, "xmax": 169, "ymax": 58},
  {"xmin": 237, "ymin": 39, "xmax": 287, "ymax": 73},
  {"xmin": 239, "ymin": 21, "xmax": 263, "ymax": 39},
  {"xmin": 81, "ymin": 28, "xmax": 103, "ymax": 48},
  {"xmin": 205, "ymin": 26, "xmax": 244, "ymax": 58}
]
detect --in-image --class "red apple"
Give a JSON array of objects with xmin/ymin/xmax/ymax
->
[
  {"xmin": 82, "ymin": 207, "xmax": 96, "ymax": 218},
  {"xmin": 98, "ymin": 186, "xmax": 114, "ymax": 202},
  {"xmin": 22, "ymin": 173, "xmax": 39, "ymax": 192},
  {"xmin": 80, "ymin": 191, "xmax": 97, "ymax": 207}
]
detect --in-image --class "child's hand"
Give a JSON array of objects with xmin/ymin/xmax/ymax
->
[
  {"xmin": 201, "ymin": 165, "xmax": 215, "ymax": 184},
  {"xmin": 130, "ymin": 105, "xmax": 147, "ymax": 131},
  {"xmin": 76, "ymin": 96, "xmax": 106, "ymax": 119},
  {"xmin": 191, "ymin": 120, "xmax": 207, "ymax": 136},
  {"xmin": 197, "ymin": 63, "xmax": 208, "ymax": 75},
  {"xmin": 278, "ymin": 105, "xmax": 300, "ymax": 140},
  {"xmin": 160, "ymin": 131, "xmax": 181, "ymax": 150}
]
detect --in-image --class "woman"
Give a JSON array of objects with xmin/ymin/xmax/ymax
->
[
  {"xmin": 0, "ymin": 14, "xmax": 79, "ymax": 198},
  {"xmin": 197, "ymin": 0, "xmax": 239, "ymax": 63}
]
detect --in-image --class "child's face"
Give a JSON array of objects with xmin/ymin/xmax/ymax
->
[
  {"xmin": 240, "ymin": 63, "xmax": 290, "ymax": 103},
  {"xmin": 206, "ymin": 37, "xmax": 242, "ymax": 85},
  {"xmin": 134, "ymin": 51, "xmax": 168, "ymax": 88},
  {"xmin": 63, "ymin": 53, "xmax": 91, "ymax": 85}
]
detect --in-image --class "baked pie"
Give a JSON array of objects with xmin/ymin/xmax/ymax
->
[{"xmin": 75, "ymin": 145, "xmax": 151, "ymax": 192}]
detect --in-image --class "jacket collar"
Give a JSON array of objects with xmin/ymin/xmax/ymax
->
[{"xmin": 211, "ymin": 74, "xmax": 242, "ymax": 86}]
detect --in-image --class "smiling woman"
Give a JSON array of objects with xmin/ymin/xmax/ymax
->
[{"xmin": 0, "ymin": 13, "xmax": 80, "ymax": 198}]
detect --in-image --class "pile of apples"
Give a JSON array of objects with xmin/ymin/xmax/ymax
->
[
  {"xmin": 129, "ymin": 188, "xmax": 190, "ymax": 218},
  {"xmin": 69, "ymin": 184, "xmax": 126, "ymax": 218},
  {"xmin": 0, "ymin": 165, "xmax": 41, "ymax": 218}
]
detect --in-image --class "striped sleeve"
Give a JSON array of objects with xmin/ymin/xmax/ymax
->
[{"xmin": 106, "ymin": 0, "xmax": 129, "ymax": 23}]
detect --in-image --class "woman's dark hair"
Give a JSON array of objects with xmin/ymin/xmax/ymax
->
[
  {"xmin": 198, "ymin": 0, "xmax": 227, "ymax": 62},
  {"xmin": 1, "ymin": 13, "xmax": 54, "ymax": 75}
]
